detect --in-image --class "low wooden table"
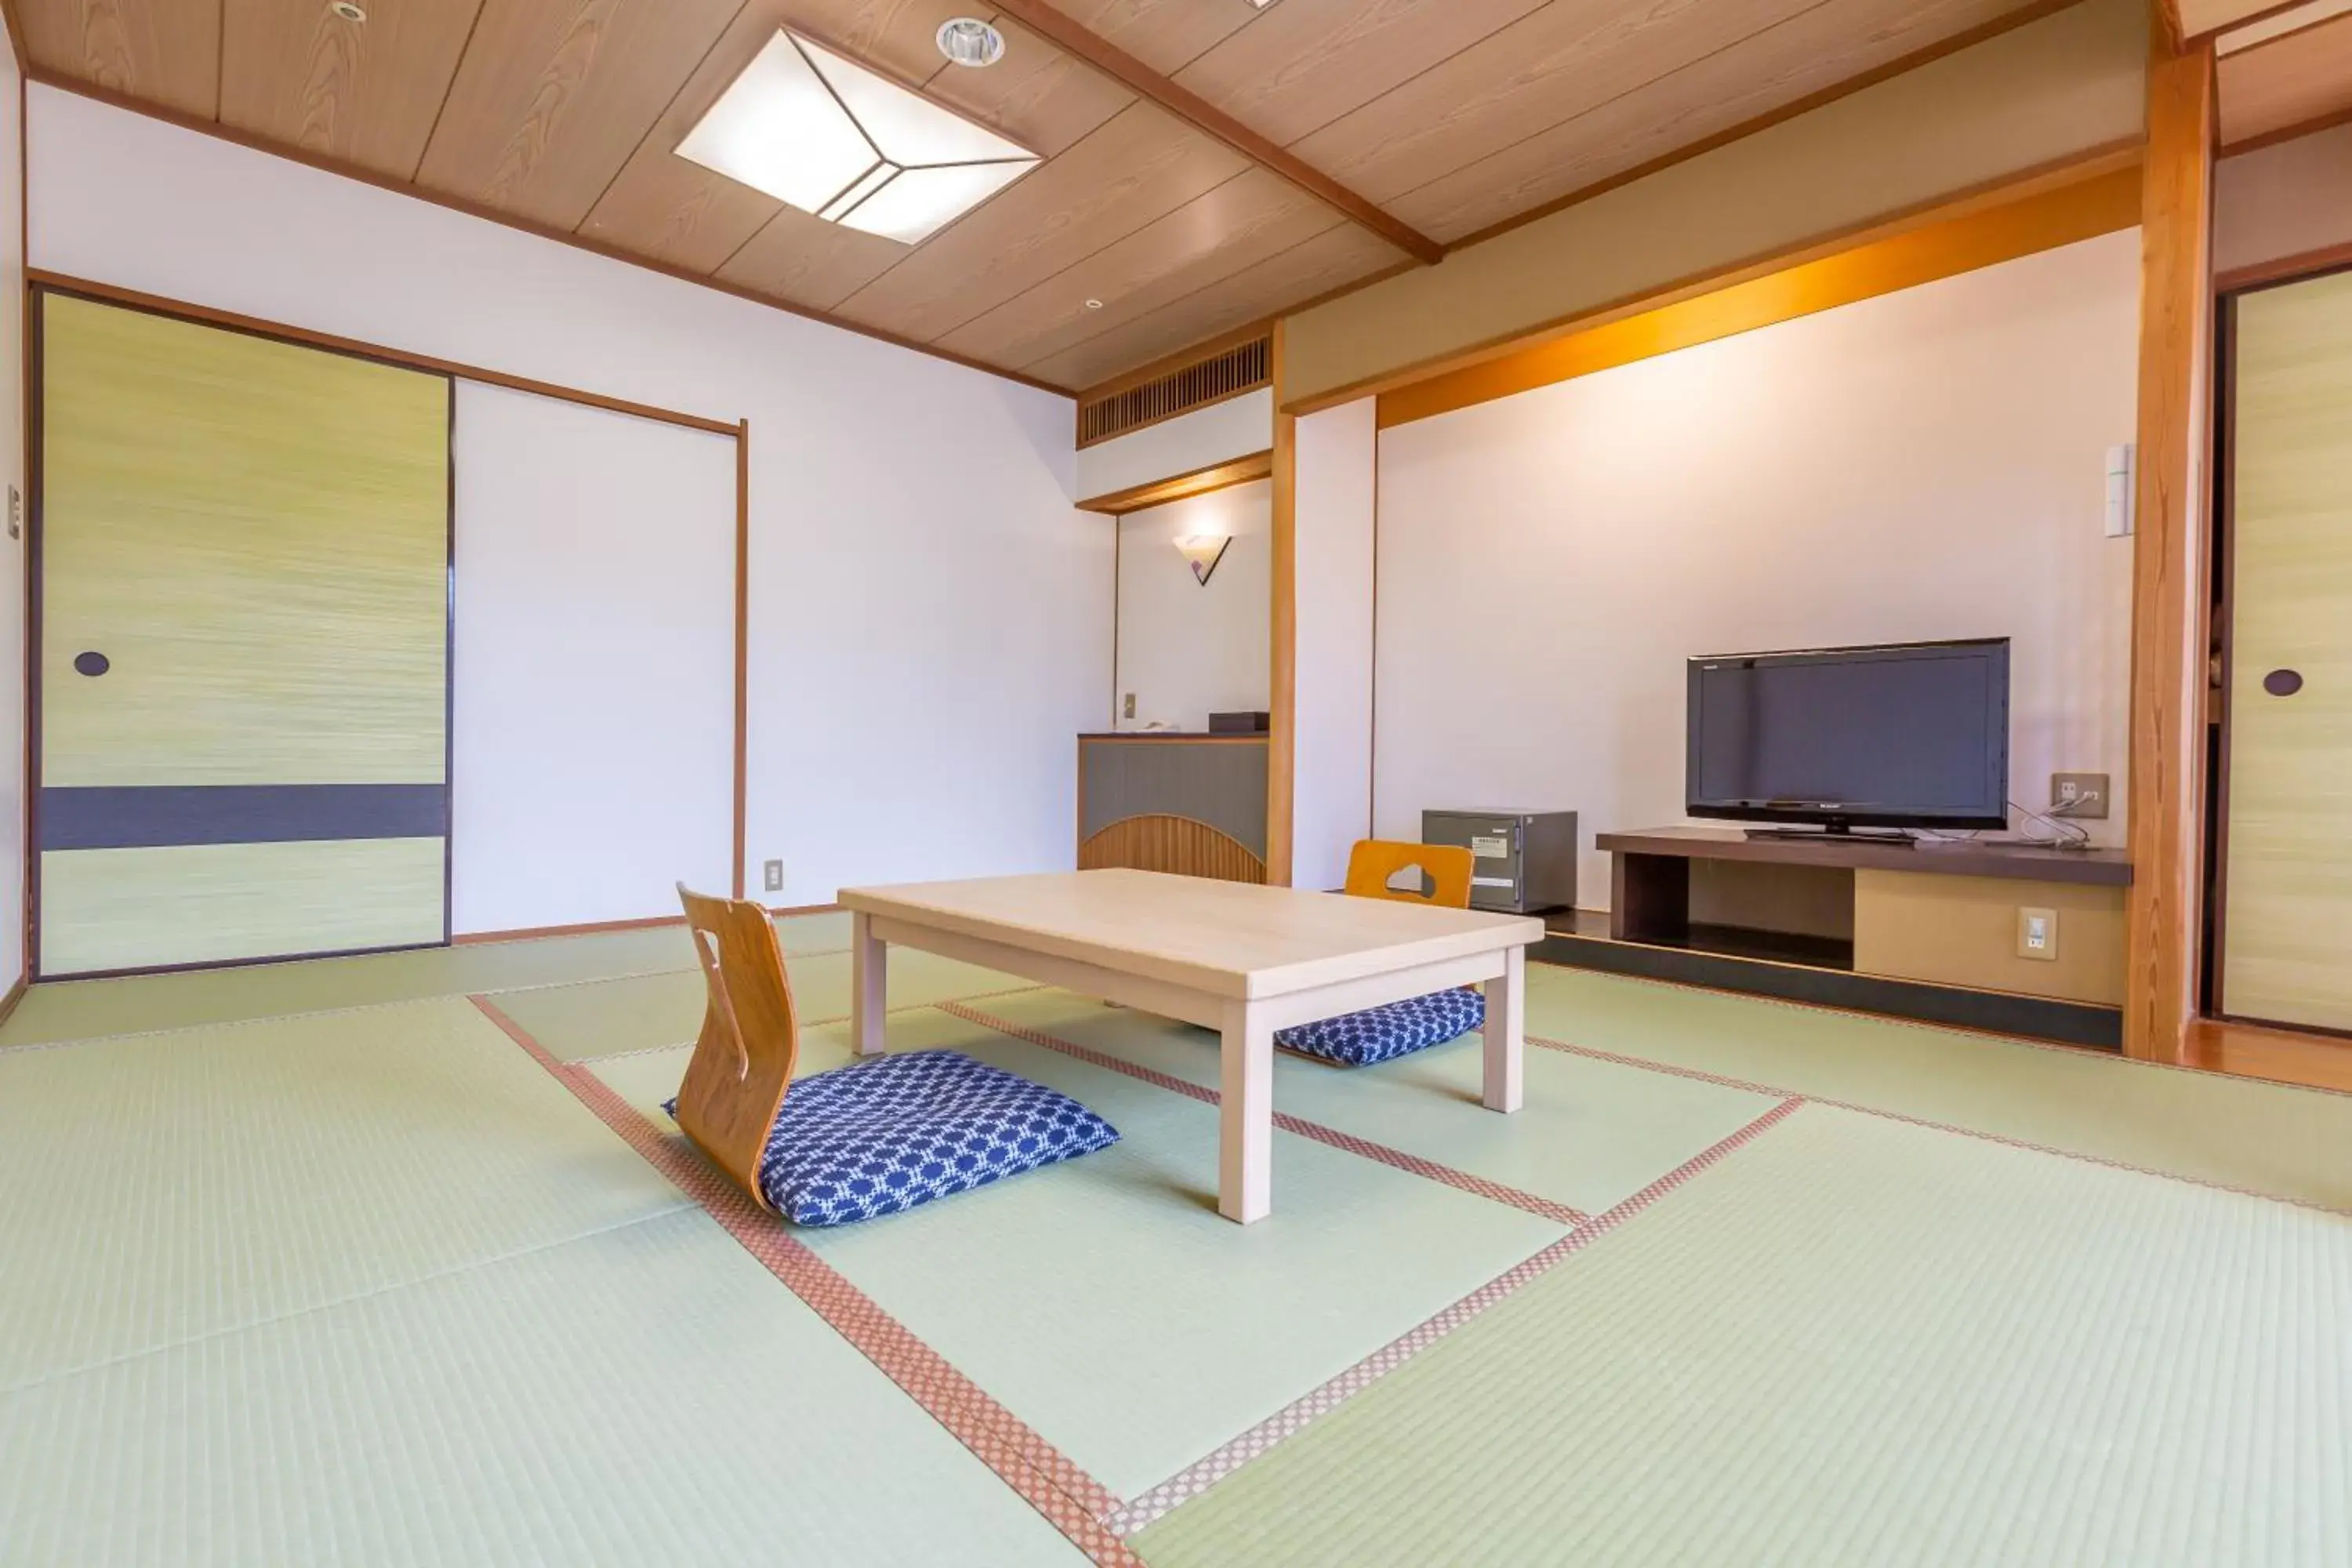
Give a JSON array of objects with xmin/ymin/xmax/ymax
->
[{"xmin": 837, "ymin": 869, "xmax": 1544, "ymax": 1224}]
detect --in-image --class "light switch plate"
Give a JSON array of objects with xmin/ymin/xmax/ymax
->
[
  {"xmin": 763, "ymin": 859, "xmax": 783, "ymax": 894},
  {"xmin": 2017, "ymin": 906, "xmax": 2058, "ymax": 961},
  {"xmin": 2050, "ymin": 772, "xmax": 2109, "ymax": 819}
]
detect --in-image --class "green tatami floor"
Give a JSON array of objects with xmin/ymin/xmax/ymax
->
[{"xmin": 3, "ymin": 916, "xmax": 2350, "ymax": 1565}]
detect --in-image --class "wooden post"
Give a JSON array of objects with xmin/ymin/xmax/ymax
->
[
  {"xmin": 1267, "ymin": 319, "xmax": 1298, "ymax": 888},
  {"xmin": 2122, "ymin": 36, "xmax": 2216, "ymax": 1064}
]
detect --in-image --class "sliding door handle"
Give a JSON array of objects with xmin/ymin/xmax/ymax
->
[
  {"xmin": 72, "ymin": 652, "xmax": 110, "ymax": 677},
  {"xmin": 2262, "ymin": 670, "xmax": 2304, "ymax": 698}
]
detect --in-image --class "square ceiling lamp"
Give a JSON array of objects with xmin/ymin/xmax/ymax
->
[{"xmin": 676, "ymin": 30, "xmax": 1039, "ymax": 245}]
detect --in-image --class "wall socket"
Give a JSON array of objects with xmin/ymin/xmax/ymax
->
[
  {"xmin": 2017, "ymin": 906, "xmax": 2059, "ymax": 961},
  {"xmin": 2049, "ymin": 772, "xmax": 2109, "ymax": 819},
  {"xmin": 762, "ymin": 859, "xmax": 783, "ymax": 894},
  {"xmin": 1123, "ymin": 692, "xmax": 1136, "ymax": 720}
]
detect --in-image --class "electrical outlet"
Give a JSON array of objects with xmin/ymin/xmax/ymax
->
[
  {"xmin": 762, "ymin": 859, "xmax": 783, "ymax": 894},
  {"xmin": 1122, "ymin": 692, "xmax": 1136, "ymax": 720},
  {"xmin": 2017, "ymin": 906, "xmax": 2058, "ymax": 961},
  {"xmin": 2050, "ymin": 772, "xmax": 2110, "ymax": 819}
]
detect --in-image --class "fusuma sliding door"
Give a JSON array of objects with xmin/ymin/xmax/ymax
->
[
  {"xmin": 2218, "ymin": 268, "xmax": 2352, "ymax": 1032},
  {"xmin": 34, "ymin": 292, "xmax": 452, "ymax": 976}
]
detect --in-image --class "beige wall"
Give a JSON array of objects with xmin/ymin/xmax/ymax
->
[
  {"xmin": 1855, "ymin": 870, "xmax": 2126, "ymax": 1004},
  {"xmin": 2216, "ymin": 120, "xmax": 2352, "ymax": 280},
  {"xmin": 1282, "ymin": 0, "xmax": 2149, "ymax": 408}
]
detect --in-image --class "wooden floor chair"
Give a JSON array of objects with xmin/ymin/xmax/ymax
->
[
  {"xmin": 668, "ymin": 884, "xmax": 1120, "ymax": 1227},
  {"xmin": 1272, "ymin": 840, "xmax": 1488, "ymax": 1067}
]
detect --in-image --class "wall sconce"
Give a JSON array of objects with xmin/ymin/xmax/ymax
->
[{"xmin": 1174, "ymin": 534, "xmax": 1231, "ymax": 586}]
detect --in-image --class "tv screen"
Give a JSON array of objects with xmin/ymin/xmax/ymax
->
[{"xmin": 1686, "ymin": 640, "xmax": 2010, "ymax": 832}]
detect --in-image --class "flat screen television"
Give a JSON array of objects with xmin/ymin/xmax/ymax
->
[{"xmin": 1686, "ymin": 639, "xmax": 2010, "ymax": 833}]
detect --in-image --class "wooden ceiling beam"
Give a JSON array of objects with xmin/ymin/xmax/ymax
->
[{"xmin": 982, "ymin": 0, "xmax": 1443, "ymax": 267}]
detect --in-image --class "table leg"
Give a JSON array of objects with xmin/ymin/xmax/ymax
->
[
  {"xmin": 1218, "ymin": 1000, "xmax": 1274, "ymax": 1224},
  {"xmin": 852, "ymin": 912, "xmax": 887, "ymax": 1058},
  {"xmin": 1483, "ymin": 945, "xmax": 1525, "ymax": 1112}
]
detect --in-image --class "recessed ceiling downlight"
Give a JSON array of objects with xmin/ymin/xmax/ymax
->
[
  {"xmin": 329, "ymin": 0, "xmax": 365, "ymax": 18},
  {"xmin": 936, "ymin": 17, "xmax": 1006, "ymax": 67}
]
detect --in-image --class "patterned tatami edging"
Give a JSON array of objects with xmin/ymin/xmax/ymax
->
[
  {"xmin": 941, "ymin": 1001, "xmax": 1589, "ymax": 1228},
  {"xmin": 571, "ymin": 984, "xmax": 1054, "ymax": 1066},
  {"xmin": 1105, "ymin": 1095, "xmax": 1807, "ymax": 1537},
  {"xmin": 1528, "ymin": 1032, "xmax": 2352, "ymax": 1219},
  {"xmin": 468, "ymin": 994, "xmax": 1143, "ymax": 1568}
]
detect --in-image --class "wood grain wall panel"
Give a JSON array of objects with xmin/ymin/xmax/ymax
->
[
  {"xmin": 1024, "ymin": 221, "xmax": 1400, "ymax": 383},
  {"xmin": 1291, "ymin": 0, "xmax": 1828, "ymax": 208},
  {"xmin": 1170, "ymin": 0, "xmax": 1547, "ymax": 151},
  {"xmin": 712, "ymin": 205, "xmax": 912, "ymax": 312},
  {"xmin": 412, "ymin": 0, "xmax": 742, "ymax": 230},
  {"xmin": 19, "ymin": 0, "xmax": 222, "ymax": 114},
  {"xmin": 833, "ymin": 102, "xmax": 1250, "ymax": 343},
  {"xmin": 1390, "ymin": 0, "xmax": 2034, "ymax": 241},
  {"xmin": 938, "ymin": 168, "xmax": 1341, "ymax": 367},
  {"xmin": 219, "ymin": 0, "xmax": 481, "ymax": 179},
  {"xmin": 2218, "ymin": 13, "xmax": 2352, "ymax": 146},
  {"xmin": 1041, "ymin": 0, "xmax": 1258, "ymax": 76}
]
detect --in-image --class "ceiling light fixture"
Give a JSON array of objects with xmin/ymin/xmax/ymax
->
[
  {"xmin": 677, "ymin": 30, "xmax": 1038, "ymax": 245},
  {"xmin": 936, "ymin": 18, "xmax": 1007, "ymax": 67},
  {"xmin": 1084, "ymin": 298, "xmax": 1103, "ymax": 310},
  {"xmin": 329, "ymin": 0, "xmax": 365, "ymax": 18}
]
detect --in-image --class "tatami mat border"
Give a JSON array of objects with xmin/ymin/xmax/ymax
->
[
  {"xmin": 942, "ymin": 1001, "xmax": 1588, "ymax": 1228},
  {"xmin": 469, "ymin": 994, "xmax": 1142, "ymax": 1567},
  {"xmin": 572, "ymin": 984, "xmax": 1055, "ymax": 1065},
  {"xmin": 1529, "ymin": 1032, "xmax": 2352, "ymax": 1218},
  {"xmin": 1107, "ymin": 1096, "xmax": 1806, "ymax": 1537}
]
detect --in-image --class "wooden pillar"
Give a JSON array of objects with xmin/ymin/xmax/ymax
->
[
  {"xmin": 1266, "ymin": 319, "xmax": 1297, "ymax": 887},
  {"xmin": 2122, "ymin": 36, "xmax": 2216, "ymax": 1063}
]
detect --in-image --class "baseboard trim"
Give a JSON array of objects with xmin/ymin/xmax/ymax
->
[
  {"xmin": 453, "ymin": 903, "xmax": 843, "ymax": 946},
  {"xmin": 0, "ymin": 975, "xmax": 27, "ymax": 1029}
]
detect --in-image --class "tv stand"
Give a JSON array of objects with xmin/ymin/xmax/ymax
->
[{"xmin": 1552, "ymin": 826, "xmax": 2132, "ymax": 1047}]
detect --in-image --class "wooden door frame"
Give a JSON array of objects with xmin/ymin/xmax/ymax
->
[
  {"xmin": 27, "ymin": 282, "xmax": 462, "ymax": 978},
  {"xmin": 2202, "ymin": 254, "xmax": 2352, "ymax": 1039}
]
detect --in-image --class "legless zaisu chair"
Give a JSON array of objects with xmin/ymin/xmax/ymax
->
[
  {"xmin": 668, "ymin": 884, "xmax": 1119, "ymax": 1227},
  {"xmin": 1272, "ymin": 841, "xmax": 1488, "ymax": 1067}
]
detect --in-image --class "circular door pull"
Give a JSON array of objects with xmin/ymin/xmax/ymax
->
[
  {"xmin": 72, "ymin": 652, "xmax": 110, "ymax": 677},
  {"xmin": 2263, "ymin": 669, "xmax": 2304, "ymax": 698}
]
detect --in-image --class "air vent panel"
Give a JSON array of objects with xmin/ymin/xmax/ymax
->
[{"xmin": 1078, "ymin": 336, "xmax": 1271, "ymax": 447}]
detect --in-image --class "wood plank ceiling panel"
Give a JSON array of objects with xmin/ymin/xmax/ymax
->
[
  {"xmin": 1390, "ymin": 0, "xmax": 2038, "ymax": 241},
  {"xmin": 1040, "ymin": 0, "xmax": 1260, "ymax": 75},
  {"xmin": 577, "ymin": 1, "xmax": 1127, "ymax": 275},
  {"xmin": 2219, "ymin": 13, "xmax": 2352, "ymax": 145},
  {"xmin": 219, "ymin": 0, "xmax": 483, "ymax": 180},
  {"xmin": 1022, "ymin": 221, "xmax": 1404, "ymax": 387},
  {"xmin": 830, "ymin": 100, "xmax": 1254, "ymax": 343},
  {"xmin": 1170, "ymin": 0, "xmax": 1550, "ymax": 150},
  {"xmin": 938, "ymin": 165, "xmax": 1346, "ymax": 366},
  {"xmin": 19, "ymin": 0, "xmax": 223, "ymax": 114},
  {"xmin": 1290, "ymin": 0, "xmax": 1829, "ymax": 208},
  {"xmin": 412, "ymin": 0, "xmax": 744, "ymax": 230}
]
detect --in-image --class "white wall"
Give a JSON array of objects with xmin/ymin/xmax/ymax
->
[
  {"xmin": 1290, "ymin": 401, "xmax": 1377, "ymax": 891},
  {"xmin": 0, "ymin": 41, "xmax": 23, "ymax": 996},
  {"xmin": 1113, "ymin": 480, "xmax": 1269, "ymax": 731},
  {"xmin": 1077, "ymin": 390, "xmax": 1272, "ymax": 503},
  {"xmin": 450, "ymin": 383, "xmax": 738, "ymax": 933},
  {"xmin": 1374, "ymin": 231, "xmax": 2141, "ymax": 907},
  {"xmin": 31, "ymin": 85, "xmax": 1109, "ymax": 911},
  {"xmin": 2216, "ymin": 122, "xmax": 2352, "ymax": 279}
]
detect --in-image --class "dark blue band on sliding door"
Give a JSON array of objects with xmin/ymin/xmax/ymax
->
[{"xmin": 39, "ymin": 785, "xmax": 449, "ymax": 851}]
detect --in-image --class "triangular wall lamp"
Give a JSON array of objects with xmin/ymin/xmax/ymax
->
[{"xmin": 1174, "ymin": 535, "xmax": 1232, "ymax": 586}]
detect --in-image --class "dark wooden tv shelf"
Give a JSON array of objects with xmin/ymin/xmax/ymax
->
[{"xmin": 1594, "ymin": 826, "xmax": 2132, "ymax": 887}]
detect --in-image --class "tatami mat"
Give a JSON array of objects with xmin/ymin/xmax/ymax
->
[
  {"xmin": 493, "ymin": 946, "xmax": 1029, "ymax": 1063},
  {"xmin": 0, "ymin": 910, "xmax": 851, "ymax": 1051},
  {"xmin": 962, "ymin": 989, "xmax": 1785, "ymax": 1217},
  {"xmin": 1135, "ymin": 1102, "xmax": 2352, "ymax": 1567},
  {"xmin": 1528, "ymin": 967, "xmax": 2352, "ymax": 1213},
  {"xmin": 585, "ymin": 1006, "xmax": 1568, "ymax": 1502},
  {"xmin": 0, "ymin": 1207, "xmax": 1084, "ymax": 1567},
  {"xmin": 0, "ymin": 996, "xmax": 690, "ymax": 1391}
]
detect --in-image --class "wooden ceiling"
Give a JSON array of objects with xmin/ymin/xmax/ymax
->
[
  {"xmin": 2216, "ymin": 4, "xmax": 2352, "ymax": 147},
  {"xmin": 20, "ymin": 0, "xmax": 2061, "ymax": 393}
]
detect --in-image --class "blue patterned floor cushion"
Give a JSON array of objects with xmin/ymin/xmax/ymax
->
[
  {"xmin": 669, "ymin": 1050, "xmax": 1118, "ymax": 1227},
  {"xmin": 1275, "ymin": 988, "xmax": 1486, "ymax": 1067}
]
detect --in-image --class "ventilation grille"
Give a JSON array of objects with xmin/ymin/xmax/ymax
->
[{"xmin": 1078, "ymin": 336, "xmax": 1270, "ymax": 446}]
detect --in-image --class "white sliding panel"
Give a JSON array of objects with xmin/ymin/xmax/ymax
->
[{"xmin": 452, "ymin": 382, "xmax": 737, "ymax": 933}]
